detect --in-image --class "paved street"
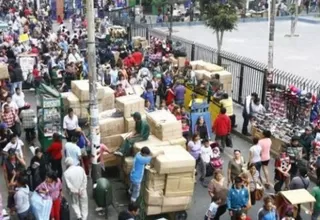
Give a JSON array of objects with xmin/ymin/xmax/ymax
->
[
  {"xmin": 0, "ymin": 91, "xmax": 315, "ymax": 220},
  {"xmin": 156, "ymin": 21, "xmax": 320, "ymax": 81}
]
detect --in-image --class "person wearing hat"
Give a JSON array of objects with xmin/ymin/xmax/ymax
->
[
  {"xmin": 114, "ymin": 112, "xmax": 150, "ymax": 157},
  {"xmin": 286, "ymin": 136, "xmax": 304, "ymax": 178},
  {"xmin": 299, "ymin": 126, "xmax": 314, "ymax": 160},
  {"xmin": 63, "ymin": 157, "xmax": 88, "ymax": 220},
  {"xmin": 226, "ymin": 176, "xmax": 249, "ymax": 220}
]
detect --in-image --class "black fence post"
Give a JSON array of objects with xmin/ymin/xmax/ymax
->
[
  {"xmin": 238, "ymin": 64, "xmax": 244, "ymax": 104},
  {"xmin": 217, "ymin": 53, "xmax": 222, "ymax": 66},
  {"xmin": 261, "ymin": 69, "xmax": 268, "ymax": 106},
  {"xmin": 191, "ymin": 43, "xmax": 195, "ymax": 61},
  {"xmin": 127, "ymin": 24, "xmax": 132, "ymax": 42},
  {"xmin": 146, "ymin": 27, "xmax": 149, "ymax": 41}
]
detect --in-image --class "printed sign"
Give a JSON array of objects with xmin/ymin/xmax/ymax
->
[{"xmin": 19, "ymin": 56, "xmax": 36, "ymax": 80}]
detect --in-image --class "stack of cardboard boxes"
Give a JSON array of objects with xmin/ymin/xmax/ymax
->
[
  {"xmin": 61, "ymin": 80, "xmax": 114, "ymax": 120},
  {"xmin": 190, "ymin": 60, "xmax": 233, "ymax": 95},
  {"xmin": 99, "ymin": 95, "xmax": 146, "ymax": 167}
]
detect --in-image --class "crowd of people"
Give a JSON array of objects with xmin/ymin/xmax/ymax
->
[{"xmin": 0, "ymin": 0, "xmax": 319, "ymax": 220}]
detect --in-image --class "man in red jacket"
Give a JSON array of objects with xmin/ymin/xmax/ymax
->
[{"xmin": 213, "ymin": 107, "xmax": 231, "ymax": 152}]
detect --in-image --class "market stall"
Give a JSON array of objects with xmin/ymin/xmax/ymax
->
[
  {"xmin": 36, "ymin": 83, "xmax": 63, "ymax": 150},
  {"xmin": 251, "ymin": 83, "xmax": 317, "ymax": 153}
]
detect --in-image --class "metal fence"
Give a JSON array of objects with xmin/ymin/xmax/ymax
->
[{"xmin": 110, "ymin": 9, "xmax": 320, "ymax": 106}]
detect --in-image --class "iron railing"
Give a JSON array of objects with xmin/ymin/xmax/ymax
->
[{"xmin": 109, "ymin": 8, "xmax": 320, "ymax": 106}]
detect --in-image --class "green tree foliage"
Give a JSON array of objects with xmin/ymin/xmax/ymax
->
[{"xmin": 201, "ymin": 2, "xmax": 238, "ymax": 63}]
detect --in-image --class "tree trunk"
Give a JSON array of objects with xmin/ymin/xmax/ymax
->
[
  {"xmin": 216, "ymin": 31, "xmax": 224, "ymax": 65},
  {"xmin": 291, "ymin": 0, "xmax": 299, "ymax": 36}
]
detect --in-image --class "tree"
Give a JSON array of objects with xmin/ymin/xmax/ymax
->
[
  {"xmin": 286, "ymin": 0, "xmax": 302, "ymax": 37},
  {"xmin": 201, "ymin": 1, "xmax": 238, "ymax": 64}
]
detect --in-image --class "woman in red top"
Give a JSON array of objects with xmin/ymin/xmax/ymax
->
[
  {"xmin": 172, "ymin": 106, "xmax": 182, "ymax": 120},
  {"xmin": 165, "ymin": 85, "xmax": 175, "ymax": 106},
  {"xmin": 46, "ymin": 133, "xmax": 63, "ymax": 179}
]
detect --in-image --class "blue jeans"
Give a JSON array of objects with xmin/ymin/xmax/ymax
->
[
  {"xmin": 130, "ymin": 182, "xmax": 141, "ymax": 202},
  {"xmin": 312, "ymin": 209, "xmax": 320, "ymax": 220},
  {"xmin": 18, "ymin": 207, "xmax": 31, "ymax": 220},
  {"xmin": 11, "ymin": 81, "xmax": 22, "ymax": 94},
  {"xmin": 175, "ymin": 99, "xmax": 184, "ymax": 106}
]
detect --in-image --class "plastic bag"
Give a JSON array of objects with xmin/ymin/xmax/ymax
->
[{"xmin": 30, "ymin": 192, "xmax": 52, "ymax": 220}]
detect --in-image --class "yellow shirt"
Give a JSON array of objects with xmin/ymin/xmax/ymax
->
[
  {"xmin": 219, "ymin": 98, "xmax": 233, "ymax": 116},
  {"xmin": 189, "ymin": 98, "xmax": 205, "ymax": 108}
]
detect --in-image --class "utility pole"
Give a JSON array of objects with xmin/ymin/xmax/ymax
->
[
  {"xmin": 266, "ymin": 0, "xmax": 275, "ymax": 107},
  {"xmin": 86, "ymin": 0, "xmax": 101, "ymax": 184},
  {"xmin": 267, "ymin": 0, "xmax": 275, "ymax": 73}
]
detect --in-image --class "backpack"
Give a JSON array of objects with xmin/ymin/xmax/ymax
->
[{"xmin": 146, "ymin": 79, "xmax": 153, "ymax": 90}]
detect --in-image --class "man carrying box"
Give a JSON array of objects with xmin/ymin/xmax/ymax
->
[{"xmin": 114, "ymin": 112, "xmax": 150, "ymax": 157}]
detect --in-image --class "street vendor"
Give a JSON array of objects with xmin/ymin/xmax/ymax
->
[{"xmin": 114, "ymin": 112, "xmax": 150, "ymax": 157}]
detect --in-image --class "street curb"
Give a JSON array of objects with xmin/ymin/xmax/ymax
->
[{"xmin": 231, "ymin": 129, "xmax": 318, "ymax": 183}]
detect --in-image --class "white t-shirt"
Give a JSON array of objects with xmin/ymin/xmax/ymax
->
[
  {"xmin": 64, "ymin": 142, "xmax": 81, "ymax": 166},
  {"xmin": 12, "ymin": 92, "xmax": 25, "ymax": 108},
  {"xmin": 200, "ymin": 146, "xmax": 213, "ymax": 163},
  {"xmin": 63, "ymin": 115, "xmax": 79, "ymax": 130},
  {"xmin": 3, "ymin": 139, "xmax": 24, "ymax": 158},
  {"xmin": 2, "ymin": 101, "xmax": 18, "ymax": 112},
  {"xmin": 249, "ymin": 144, "xmax": 262, "ymax": 163},
  {"xmin": 206, "ymin": 201, "xmax": 219, "ymax": 217}
]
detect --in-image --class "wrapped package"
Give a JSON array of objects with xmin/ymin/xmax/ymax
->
[
  {"xmin": 115, "ymin": 95, "xmax": 145, "ymax": 118},
  {"xmin": 99, "ymin": 117, "xmax": 124, "ymax": 136},
  {"xmin": 66, "ymin": 92, "xmax": 80, "ymax": 108},
  {"xmin": 144, "ymin": 188, "xmax": 163, "ymax": 206},
  {"xmin": 101, "ymin": 86, "xmax": 115, "ymax": 110},
  {"xmin": 102, "ymin": 154, "xmax": 120, "ymax": 167},
  {"xmin": 79, "ymin": 101, "xmax": 104, "ymax": 119},
  {"xmin": 161, "ymin": 196, "xmax": 192, "ymax": 213},
  {"xmin": 145, "ymin": 205, "xmax": 162, "ymax": 216},
  {"xmin": 0, "ymin": 63, "xmax": 9, "ymax": 79},
  {"xmin": 164, "ymin": 172, "xmax": 195, "ymax": 197},
  {"xmin": 123, "ymin": 157, "xmax": 134, "ymax": 175},
  {"xmin": 153, "ymin": 147, "xmax": 195, "ymax": 174},
  {"xmin": 189, "ymin": 60, "xmax": 207, "ymax": 70},
  {"xmin": 71, "ymin": 80, "xmax": 105, "ymax": 101},
  {"xmin": 177, "ymin": 57, "xmax": 186, "ymax": 68},
  {"xmin": 133, "ymin": 135, "xmax": 169, "ymax": 155},
  {"xmin": 203, "ymin": 63, "xmax": 224, "ymax": 72},
  {"xmin": 145, "ymin": 167, "xmax": 166, "ymax": 191},
  {"xmin": 168, "ymin": 137, "xmax": 187, "ymax": 150},
  {"xmin": 100, "ymin": 134, "xmax": 123, "ymax": 151},
  {"xmin": 61, "ymin": 92, "xmax": 72, "ymax": 107},
  {"xmin": 146, "ymin": 111, "xmax": 182, "ymax": 141},
  {"xmin": 194, "ymin": 69, "xmax": 211, "ymax": 81}
]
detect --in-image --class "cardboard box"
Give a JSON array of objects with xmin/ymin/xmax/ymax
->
[
  {"xmin": 99, "ymin": 109, "xmax": 118, "ymax": 119},
  {"xmin": 164, "ymin": 172, "xmax": 195, "ymax": 197},
  {"xmin": 194, "ymin": 69, "xmax": 211, "ymax": 81},
  {"xmin": 71, "ymin": 80, "xmax": 105, "ymax": 102},
  {"xmin": 102, "ymin": 154, "xmax": 121, "ymax": 167},
  {"xmin": 79, "ymin": 101, "xmax": 104, "ymax": 119},
  {"xmin": 177, "ymin": 57, "xmax": 186, "ymax": 68},
  {"xmin": 145, "ymin": 167, "xmax": 166, "ymax": 191},
  {"xmin": 146, "ymin": 111, "xmax": 182, "ymax": 141},
  {"xmin": 161, "ymin": 196, "xmax": 192, "ymax": 213},
  {"xmin": 153, "ymin": 147, "xmax": 196, "ymax": 174},
  {"xmin": 133, "ymin": 136, "xmax": 169, "ymax": 155},
  {"xmin": 169, "ymin": 56, "xmax": 178, "ymax": 66},
  {"xmin": 0, "ymin": 63, "xmax": 9, "ymax": 79},
  {"xmin": 123, "ymin": 156, "xmax": 134, "ymax": 175},
  {"xmin": 132, "ymin": 85, "xmax": 144, "ymax": 96},
  {"xmin": 145, "ymin": 205, "xmax": 162, "ymax": 216},
  {"xmin": 66, "ymin": 92, "xmax": 80, "ymax": 108},
  {"xmin": 169, "ymin": 137, "xmax": 186, "ymax": 149},
  {"xmin": 144, "ymin": 188, "xmax": 163, "ymax": 206},
  {"xmin": 99, "ymin": 117, "xmax": 124, "ymax": 137},
  {"xmin": 101, "ymin": 86, "xmax": 115, "ymax": 110},
  {"xmin": 61, "ymin": 92, "xmax": 71, "ymax": 107},
  {"xmin": 101, "ymin": 134, "xmax": 123, "ymax": 151},
  {"xmin": 124, "ymin": 115, "xmax": 146, "ymax": 132},
  {"xmin": 189, "ymin": 60, "xmax": 207, "ymax": 70},
  {"xmin": 204, "ymin": 63, "xmax": 224, "ymax": 72},
  {"xmin": 115, "ymin": 95, "xmax": 145, "ymax": 118}
]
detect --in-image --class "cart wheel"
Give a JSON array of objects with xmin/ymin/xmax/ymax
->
[{"xmin": 174, "ymin": 211, "xmax": 188, "ymax": 220}]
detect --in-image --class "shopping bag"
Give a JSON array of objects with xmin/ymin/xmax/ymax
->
[
  {"xmin": 226, "ymin": 134, "xmax": 233, "ymax": 147},
  {"xmin": 30, "ymin": 192, "xmax": 52, "ymax": 220}
]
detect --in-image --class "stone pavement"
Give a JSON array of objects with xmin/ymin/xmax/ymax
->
[
  {"xmin": 155, "ymin": 21, "xmax": 320, "ymax": 81},
  {"xmin": 0, "ymin": 91, "xmax": 315, "ymax": 220}
]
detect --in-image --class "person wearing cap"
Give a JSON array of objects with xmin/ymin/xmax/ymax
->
[
  {"xmin": 227, "ymin": 176, "xmax": 249, "ymax": 220},
  {"xmin": 63, "ymin": 157, "xmax": 88, "ymax": 220},
  {"xmin": 286, "ymin": 136, "xmax": 304, "ymax": 178},
  {"xmin": 299, "ymin": 126, "xmax": 314, "ymax": 159},
  {"xmin": 114, "ymin": 112, "xmax": 150, "ymax": 157}
]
